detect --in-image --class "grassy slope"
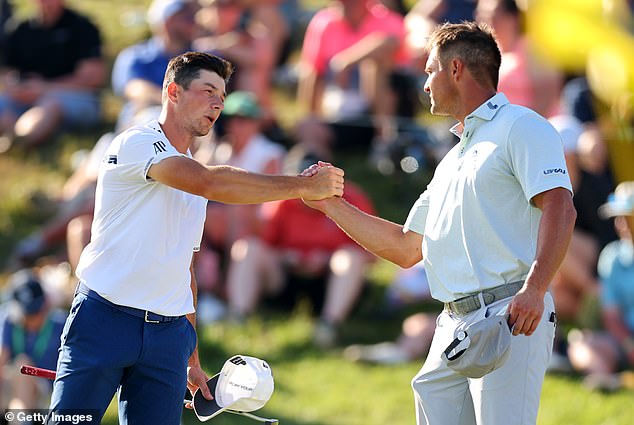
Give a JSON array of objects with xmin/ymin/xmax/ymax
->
[{"xmin": 2, "ymin": 1, "xmax": 633, "ymax": 424}]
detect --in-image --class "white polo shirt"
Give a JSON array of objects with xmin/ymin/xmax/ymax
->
[
  {"xmin": 403, "ymin": 93, "xmax": 572, "ymax": 302},
  {"xmin": 76, "ymin": 120, "xmax": 207, "ymax": 316}
]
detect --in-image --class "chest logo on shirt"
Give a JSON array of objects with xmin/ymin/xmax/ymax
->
[
  {"xmin": 153, "ymin": 140, "xmax": 167, "ymax": 154},
  {"xmin": 543, "ymin": 168, "xmax": 567, "ymax": 175},
  {"xmin": 106, "ymin": 155, "xmax": 117, "ymax": 165}
]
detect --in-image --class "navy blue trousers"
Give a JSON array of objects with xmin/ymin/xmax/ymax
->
[{"xmin": 48, "ymin": 291, "xmax": 196, "ymax": 424}]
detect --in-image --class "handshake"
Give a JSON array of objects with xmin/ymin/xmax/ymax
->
[{"xmin": 300, "ymin": 161, "xmax": 345, "ymax": 203}]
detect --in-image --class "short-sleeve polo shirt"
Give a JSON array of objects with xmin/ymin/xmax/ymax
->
[
  {"xmin": 75, "ymin": 120, "xmax": 207, "ymax": 316},
  {"xmin": 404, "ymin": 93, "xmax": 572, "ymax": 302}
]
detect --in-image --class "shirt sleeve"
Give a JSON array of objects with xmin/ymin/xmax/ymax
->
[
  {"xmin": 109, "ymin": 130, "xmax": 182, "ymax": 184},
  {"xmin": 403, "ymin": 191, "xmax": 429, "ymax": 235},
  {"xmin": 111, "ymin": 46, "xmax": 135, "ymax": 97},
  {"xmin": 506, "ymin": 111, "xmax": 573, "ymax": 202}
]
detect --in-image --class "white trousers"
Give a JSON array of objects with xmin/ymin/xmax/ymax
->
[{"xmin": 411, "ymin": 293, "xmax": 555, "ymax": 425}]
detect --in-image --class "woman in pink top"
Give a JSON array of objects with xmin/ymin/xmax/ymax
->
[{"xmin": 476, "ymin": 0, "xmax": 563, "ymax": 117}]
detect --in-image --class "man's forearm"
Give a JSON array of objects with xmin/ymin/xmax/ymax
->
[
  {"xmin": 320, "ymin": 197, "xmax": 423, "ymax": 268},
  {"xmin": 526, "ymin": 190, "xmax": 577, "ymax": 293}
]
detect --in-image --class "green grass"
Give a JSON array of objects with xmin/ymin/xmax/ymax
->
[{"xmin": 2, "ymin": 1, "xmax": 634, "ymax": 424}]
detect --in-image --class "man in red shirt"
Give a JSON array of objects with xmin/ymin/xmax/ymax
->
[{"xmin": 226, "ymin": 162, "xmax": 375, "ymax": 348}]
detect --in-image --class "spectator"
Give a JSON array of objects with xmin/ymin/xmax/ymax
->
[
  {"xmin": 405, "ymin": 0, "xmax": 476, "ymax": 74},
  {"xmin": 194, "ymin": 90, "xmax": 286, "ymax": 319},
  {"xmin": 0, "ymin": 270, "xmax": 66, "ymax": 409},
  {"xmin": 194, "ymin": 0, "xmax": 276, "ymax": 117},
  {"xmin": 9, "ymin": 133, "xmax": 112, "ymax": 272},
  {"xmin": 0, "ymin": 0, "xmax": 105, "ymax": 152},
  {"xmin": 296, "ymin": 0, "xmax": 412, "ymax": 150},
  {"xmin": 475, "ymin": 0, "xmax": 563, "ymax": 117},
  {"xmin": 567, "ymin": 182, "xmax": 634, "ymax": 391},
  {"xmin": 225, "ymin": 120, "xmax": 375, "ymax": 347},
  {"xmin": 111, "ymin": 0, "xmax": 199, "ymax": 132}
]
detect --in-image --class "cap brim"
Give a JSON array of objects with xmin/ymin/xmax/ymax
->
[
  {"xmin": 598, "ymin": 203, "xmax": 633, "ymax": 219},
  {"xmin": 192, "ymin": 374, "xmax": 225, "ymax": 421}
]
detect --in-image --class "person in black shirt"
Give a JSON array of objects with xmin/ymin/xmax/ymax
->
[{"xmin": 0, "ymin": 0, "xmax": 105, "ymax": 151}]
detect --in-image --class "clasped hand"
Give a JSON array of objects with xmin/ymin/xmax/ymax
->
[{"xmin": 300, "ymin": 161, "xmax": 344, "ymax": 201}]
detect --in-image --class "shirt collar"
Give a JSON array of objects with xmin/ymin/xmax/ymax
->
[{"xmin": 449, "ymin": 93, "xmax": 510, "ymax": 137}]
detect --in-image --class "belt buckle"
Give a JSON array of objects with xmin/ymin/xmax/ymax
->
[{"xmin": 145, "ymin": 311, "xmax": 160, "ymax": 324}]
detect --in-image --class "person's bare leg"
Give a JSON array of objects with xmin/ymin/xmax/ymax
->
[
  {"xmin": 15, "ymin": 100, "xmax": 63, "ymax": 148},
  {"xmin": 8, "ymin": 354, "xmax": 43, "ymax": 409},
  {"xmin": 227, "ymin": 237, "xmax": 283, "ymax": 316},
  {"xmin": 321, "ymin": 247, "xmax": 368, "ymax": 324},
  {"xmin": 398, "ymin": 313, "xmax": 437, "ymax": 360},
  {"xmin": 567, "ymin": 332, "xmax": 619, "ymax": 375}
]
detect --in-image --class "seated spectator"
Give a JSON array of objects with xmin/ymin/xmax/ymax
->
[
  {"xmin": 9, "ymin": 132, "xmax": 113, "ymax": 272},
  {"xmin": 111, "ymin": 0, "xmax": 199, "ymax": 132},
  {"xmin": 296, "ymin": 0, "xmax": 412, "ymax": 151},
  {"xmin": 194, "ymin": 91, "xmax": 286, "ymax": 319},
  {"xmin": 194, "ymin": 0, "xmax": 276, "ymax": 117},
  {"xmin": 0, "ymin": 270, "xmax": 67, "ymax": 409},
  {"xmin": 567, "ymin": 182, "xmax": 634, "ymax": 391},
  {"xmin": 225, "ymin": 138, "xmax": 376, "ymax": 348},
  {"xmin": 0, "ymin": 0, "xmax": 105, "ymax": 152}
]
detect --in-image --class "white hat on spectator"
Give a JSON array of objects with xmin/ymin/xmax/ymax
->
[
  {"xmin": 598, "ymin": 181, "xmax": 634, "ymax": 218},
  {"xmin": 147, "ymin": 0, "xmax": 191, "ymax": 27}
]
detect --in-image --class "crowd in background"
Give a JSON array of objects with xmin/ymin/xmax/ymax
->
[{"xmin": 1, "ymin": 0, "xmax": 633, "ymax": 410}]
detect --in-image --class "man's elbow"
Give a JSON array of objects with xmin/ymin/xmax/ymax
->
[{"xmin": 395, "ymin": 251, "xmax": 423, "ymax": 269}]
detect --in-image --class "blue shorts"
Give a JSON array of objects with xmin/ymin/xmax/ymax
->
[
  {"xmin": 48, "ymin": 289, "xmax": 197, "ymax": 424},
  {"xmin": 0, "ymin": 89, "xmax": 101, "ymax": 129}
]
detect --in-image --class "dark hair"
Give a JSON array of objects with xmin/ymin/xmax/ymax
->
[
  {"xmin": 162, "ymin": 52, "xmax": 234, "ymax": 100},
  {"xmin": 427, "ymin": 21, "xmax": 502, "ymax": 89}
]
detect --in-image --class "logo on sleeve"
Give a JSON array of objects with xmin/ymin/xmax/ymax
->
[
  {"xmin": 543, "ymin": 168, "xmax": 567, "ymax": 175},
  {"xmin": 153, "ymin": 140, "xmax": 167, "ymax": 154},
  {"xmin": 106, "ymin": 155, "xmax": 117, "ymax": 164}
]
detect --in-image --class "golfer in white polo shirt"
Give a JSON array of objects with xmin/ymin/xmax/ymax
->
[
  {"xmin": 48, "ymin": 52, "xmax": 344, "ymax": 425},
  {"xmin": 304, "ymin": 22, "xmax": 576, "ymax": 425}
]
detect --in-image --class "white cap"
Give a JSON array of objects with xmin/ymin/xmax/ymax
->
[
  {"xmin": 147, "ymin": 0, "xmax": 190, "ymax": 27},
  {"xmin": 598, "ymin": 181, "xmax": 634, "ymax": 218},
  {"xmin": 193, "ymin": 355, "xmax": 274, "ymax": 421},
  {"xmin": 442, "ymin": 310, "xmax": 512, "ymax": 378}
]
